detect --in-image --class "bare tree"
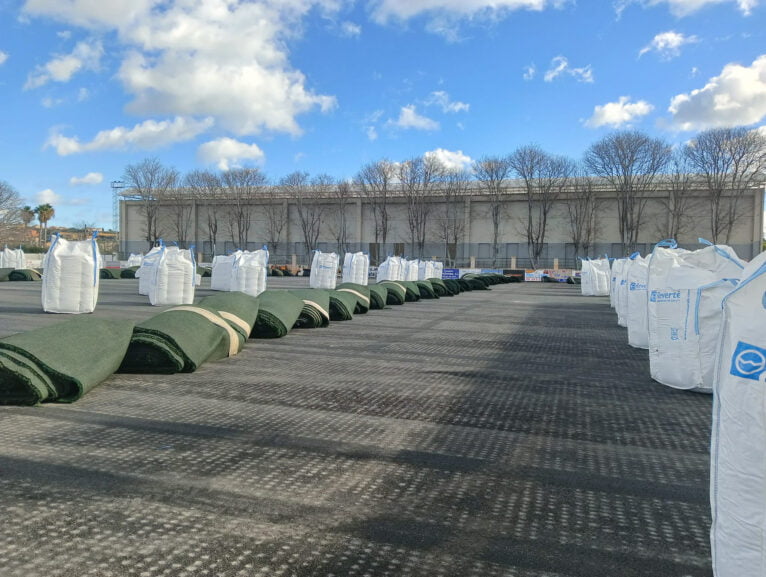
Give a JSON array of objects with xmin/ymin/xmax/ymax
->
[
  {"xmin": 221, "ymin": 167, "xmax": 268, "ymax": 249},
  {"xmin": 185, "ymin": 169, "xmax": 223, "ymax": 257},
  {"xmin": 509, "ymin": 145, "xmax": 574, "ymax": 268},
  {"xmin": 398, "ymin": 155, "xmax": 443, "ymax": 258},
  {"xmin": 433, "ymin": 168, "xmax": 469, "ymax": 266},
  {"xmin": 329, "ymin": 179, "xmax": 352, "ymax": 254},
  {"xmin": 584, "ymin": 130, "xmax": 671, "ymax": 253},
  {"xmin": 164, "ymin": 187, "xmax": 194, "ymax": 248},
  {"xmin": 473, "ymin": 155, "xmax": 512, "ymax": 267},
  {"xmin": 656, "ymin": 150, "xmax": 696, "ymax": 241},
  {"xmin": 565, "ymin": 169, "xmax": 600, "ymax": 261},
  {"xmin": 0, "ymin": 180, "xmax": 22, "ymax": 243},
  {"xmin": 354, "ymin": 159, "xmax": 394, "ymax": 263},
  {"xmin": 262, "ymin": 186, "xmax": 287, "ymax": 258},
  {"xmin": 683, "ymin": 126, "xmax": 766, "ymax": 244},
  {"xmin": 280, "ymin": 171, "xmax": 326, "ymax": 256},
  {"xmin": 123, "ymin": 157, "xmax": 179, "ymax": 250}
]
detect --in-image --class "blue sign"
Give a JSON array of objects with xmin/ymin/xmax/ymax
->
[
  {"xmin": 730, "ymin": 341, "xmax": 766, "ymax": 381},
  {"xmin": 441, "ymin": 268, "xmax": 459, "ymax": 279}
]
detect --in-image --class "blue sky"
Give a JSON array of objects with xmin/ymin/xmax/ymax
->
[{"xmin": 0, "ymin": 0, "xmax": 764, "ymax": 229}]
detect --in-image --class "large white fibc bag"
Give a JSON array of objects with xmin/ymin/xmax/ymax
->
[
  {"xmin": 342, "ymin": 252, "xmax": 369, "ymax": 285},
  {"xmin": 432, "ymin": 261, "xmax": 444, "ymax": 279},
  {"xmin": 310, "ymin": 251, "xmax": 339, "ymax": 289},
  {"xmin": 616, "ymin": 254, "xmax": 640, "ymax": 327},
  {"xmin": 1, "ymin": 247, "xmax": 26, "ymax": 269},
  {"xmin": 210, "ymin": 251, "xmax": 241, "ymax": 291},
  {"xmin": 376, "ymin": 256, "xmax": 402, "ymax": 282},
  {"xmin": 231, "ymin": 248, "xmax": 269, "ymax": 297},
  {"xmin": 610, "ymin": 259, "xmax": 625, "ymax": 308},
  {"xmin": 418, "ymin": 260, "xmax": 436, "ymax": 281},
  {"xmin": 403, "ymin": 259, "xmax": 419, "ymax": 281},
  {"xmin": 710, "ymin": 251, "xmax": 766, "ymax": 577},
  {"xmin": 126, "ymin": 253, "xmax": 143, "ymax": 267},
  {"xmin": 580, "ymin": 259, "xmax": 594, "ymax": 296},
  {"xmin": 148, "ymin": 246, "xmax": 195, "ymax": 306},
  {"xmin": 136, "ymin": 246, "xmax": 162, "ymax": 295},
  {"xmin": 42, "ymin": 234, "xmax": 100, "ymax": 314},
  {"xmin": 648, "ymin": 242, "xmax": 744, "ymax": 391},
  {"xmin": 626, "ymin": 255, "xmax": 650, "ymax": 348},
  {"xmin": 592, "ymin": 259, "xmax": 611, "ymax": 296},
  {"xmin": 696, "ymin": 279, "xmax": 739, "ymax": 391}
]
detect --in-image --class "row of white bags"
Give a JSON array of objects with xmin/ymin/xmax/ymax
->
[
  {"xmin": 376, "ymin": 256, "xmax": 444, "ymax": 282},
  {"xmin": 210, "ymin": 248, "xmax": 269, "ymax": 297},
  {"xmin": 0, "ymin": 247, "xmax": 25, "ymax": 269}
]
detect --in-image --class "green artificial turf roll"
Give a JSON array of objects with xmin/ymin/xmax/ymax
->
[
  {"xmin": 442, "ymin": 279, "xmax": 461, "ymax": 294},
  {"xmin": 197, "ymin": 266, "xmax": 212, "ymax": 277},
  {"xmin": 328, "ymin": 289, "xmax": 357, "ymax": 321},
  {"xmin": 120, "ymin": 266, "xmax": 139, "ymax": 279},
  {"xmin": 378, "ymin": 281, "xmax": 405, "ymax": 305},
  {"xmin": 368, "ymin": 284, "xmax": 388, "ymax": 309},
  {"xmin": 0, "ymin": 268, "xmax": 13, "ymax": 282},
  {"xmin": 0, "ymin": 316, "xmax": 135, "ymax": 405},
  {"xmin": 252, "ymin": 290, "xmax": 303, "ymax": 338},
  {"xmin": 289, "ymin": 289, "xmax": 331, "ymax": 328},
  {"xmin": 8, "ymin": 269, "xmax": 42, "ymax": 281},
  {"xmin": 99, "ymin": 268, "xmax": 121, "ymax": 279},
  {"xmin": 196, "ymin": 291, "xmax": 260, "ymax": 341},
  {"xmin": 336, "ymin": 283, "xmax": 370, "ymax": 314},
  {"xmin": 415, "ymin": 280, "xmax": 438, "ymax": 299},
  {"xmin": 427, "ymin": 278, "xmax": 452, "ymax": 297},
  {"xmin": 398, "ymin": 281, "xmax": 421, "ymax": 302}
]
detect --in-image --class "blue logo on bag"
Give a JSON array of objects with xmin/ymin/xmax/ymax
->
[
  {"xmin": 629, "ymin": 282, "xmax": 646, "ymax": 291},
  {"xmin": 730, "ymin": 341, "xmax": 766, "ymax": 381},
  {"xmin": 650, "ymin": 290, "xmax": 681, "ymax": 303}
]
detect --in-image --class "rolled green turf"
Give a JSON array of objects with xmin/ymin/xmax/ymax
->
[
  {"xmin": 427, "ymin": 278, "xmax": 452, "ymax": 297},
  {"xmin": 378, "ymin": 281, "xmax": 405, "ymax": 305},
  {"xmin": 0, "ymin": 268, "xmax": 13, "ymax": 282},
  {"xmin": 399, "ymin": 281, "xmax": 421, "ymax": 302},
  {"xmin": 8, "ymin": 269, "xmax": 42, "ymax": 281},
  {"xmin": 368, "ymin": 284, "xmax": 388, "ymax": 309},
  {"xmin": 336, "ymin": 283, "xmax": 370, "ymax": 314},
  {"xmin": 0, "ymin": 317, "xmax": 135, "ymax": 405},
  {"xmin": 196, "ymin": 291, "xmax": 260, "ymax": 341},
  {"xmin": 289, "ymin": 289, "xmax": 331, "ymax": 328},
  {"xmin": 120, "ymin": 266, "xmax": 139, "ymax": 279},
  {"xmin": 329, "ymin": 290, "xmax": 357, "ymax": 321},
  {"xmin": 100, "ymin": 268, "xmax": 121, "ymax": 279},
  {"xmin": 251, "ymin": 290, "xmax": 303, "ymax": 338},
  {"xmin": 443, "ymin": 279, "xmax": 461, "ymax": 294},
  {"xmin": 415, "ymin": 280, "xmax": 438, "ymax": 299}
]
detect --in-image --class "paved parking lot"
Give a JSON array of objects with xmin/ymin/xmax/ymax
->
[{"xmin": 0, "ymin": 279, "xmax": 713, "ymax": 576}]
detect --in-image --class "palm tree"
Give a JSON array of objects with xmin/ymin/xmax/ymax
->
[
  {"xmin": 35, "ymin": 203, "xmax": 55, "ymax": 246},
  {"xmin": 21, "ymin": 206, "xmax": 35, "ymax": 243}
]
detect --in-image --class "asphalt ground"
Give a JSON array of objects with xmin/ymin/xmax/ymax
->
[{"xmin": 0, "ymin": 278, "xmax": 713, "ymax": 577}]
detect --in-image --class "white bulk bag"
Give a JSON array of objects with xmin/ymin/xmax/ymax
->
[
  {"xmin": 376, "ymin": 256, "xmax": 402, "ymax": 282},
  {"xmin": 610, "ymin": 259, "xmax": 625, "ymax": 309},
  {"xmin": 136, "ymin": 246, "xmax": 162, "ymax": 295},
  {"xmin": 310, "ymin": 251, "xmax": 339, "ymax": 290},
  {"xmin": 210, "ymin": 251, "xmax": 242, "ymax": 291},
  {"xmin": 591, "ymin": 259, "xmax": 611, "ymax": 296},
  {"xmin": 41, "ymin": 235, "xmax": 100, "ymax": 314},
  {"xmin": 148, "ymin": 246, "xmax": 195, "ymax": 306},
  {"xmin": 418, "ymin": 260, "xmax": 436, "ymax": 280},
  {"xmin": 696, "ymin": 279, "xmax": 739, "ymax": 391},
  {"xmin": 1, "ymin": 247, "xmax": 26, "ymax": 269},
  {"xmin": 432, "ymin": 261, "xmax": 444, "ymax": 279},
  {"xmin": 231, "ymin": 248, "xmax": 269, "ymax": 297},
  {"xmin": 403, "ymin": 259, "xmax": 419, "ymax": 281},
  {"xmin": 648, "ymin": 243, "xmax": 744, "ymax": 391},
  {"xmin": 710, "ymin": 251, "xmax": 766, "ymax": 577},
  {"xmin": 616, "ymin": 254, "xmax": 640, "ymax": 327},
  {"xmin": 626, "ymin": 255, "xmax": 649, "ymax": 348},
  {"xmin": 342, "ymin": 252, "xmax": 369, "ymax": 285},
  {"xmin": 126, "ymin": 253, "xmax": 143, "ymax": 267}
]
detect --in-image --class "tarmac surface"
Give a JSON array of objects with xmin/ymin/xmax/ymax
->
[{"xmin": 0, "ymin": 278, "xmax": 713, "ymax": 577}]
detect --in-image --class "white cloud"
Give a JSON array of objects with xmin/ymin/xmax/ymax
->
[
  {"xmin": 197, "ymin": 137, "xmax": 265, "ymax": 171},
  {"xmin": 426, "ymin": 90, "xmax": 470, "ymax": 113},
  {"xmin": 370, "ymin": 0, "xmax": 560, "ymax": 23},
  {"xmin": 47, "ymin": 116, "xmax": 214, "ymax": 155},
  {"xmin": 24, "ymin": 38, "xmax": 103, "ymax": 89},
  {"xmin": 0, "ymin": 51, "xmax": 8, "ymax": 66},
  {"xmin": 41, "ymin": 96, "xmax": 63, "ymax": 108},
  {"xmin": 424, "ymin": 148, "xmax": 472, "ymax": 171},
  {"xmin": 669, "ymin": 55, "xmax": 766, "ymax": 130},
  {"xmin": 70, "ymin": 172, "xmax": 104, "ymax": 185},
  {"xmin": 615, "ymin": 0, "xmax": 757, "ymax": 17},
  {"xmin": 544, "ymin": 56, "xmax": 593, "ymax": 83},
  {"xmin": 24, "ymin": 1, "xmax": 338, "ymax": 138},
  {"xmin": 639, "ymin": 31, "xmax": 698, "ymax": 59},
  {"xmin": 366, "ymin": 126, "xmax": 378, "ymax": 141},
  {"xmin": 523, "ymin": 64, "xmax": 536, "ymax": 80},
  {"xmin": 33, "ymin": 188, "xmax": 62, "ymax": 205},
  {"xmin": 340, "ymin": 21, "xmax": 362, "ymax": 37},
  {"xmin": 585, "ymin": 96, "xmax": 654, "ymax": 128},
  {"xmin": 388, "ymin": 105, "xmax": 440, "ymax": 130}
]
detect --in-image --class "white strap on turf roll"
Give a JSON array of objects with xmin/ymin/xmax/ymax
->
[
  {"xmin": 337, "ymin": 288, "xmax": 370, "ymax": 305},
  {"xmin": 302, "ymin": 299, "xmax": 330, "ymax": 320},
  {"xmin": 167, "ymin": 306, "xmax": 240, "ymax": 357},
  {"xmin": 218, "ymin": 310, "xmax": 251, "ymax": 336}
]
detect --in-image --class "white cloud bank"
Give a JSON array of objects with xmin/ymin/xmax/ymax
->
[
  {"xmin": 388, "ymin": 105, "xmax": 440, "ymax": 130},
  {"xmin": 24, "ymin": 38, "xmax": 102, "ymax": 89},
  {"xmin": 669, "ymin": 54, "xmax": 766, "ymax": 130},
  {"xmin": 426, "ymin": 91, "xmax": 470, "ymax": 113},
  {"xmin": 585, "ymin": 96, "xmax": 654, "ymax": 128},
  {"xmin": 544, "ymin": 56, "xmax": 593, "ymax": 83},
  {"xmin": 370, "ymin": 0, "xmax": 562, "ymax": 23},
  {"xmin": 0, "ymin": 51, "xmax": 8, "ymax": 66},
  {"xmin": 639, "ymin": 31, "xmax": 698, "ymax": 59},
  {"xmin": 70, "ymin": 172, "xmax": 103, "ymax": 185},
  {"xmin": 24, "ymin": 0, "xmax": 339, "ymax": 152},
  {"xmin": 616, "ymin": 0, "xmax": 758, "ymax": 17},
  {"xmin": 47, "ymin": 116, "xmax": 214, "ymax": 155},
  {"xmin": 424, "ymin": 148, "xmax": 472, "ymax": 171},
  {"xmin": 197, "ymin": 138, "xmax": 265, "ymax": 171}
]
